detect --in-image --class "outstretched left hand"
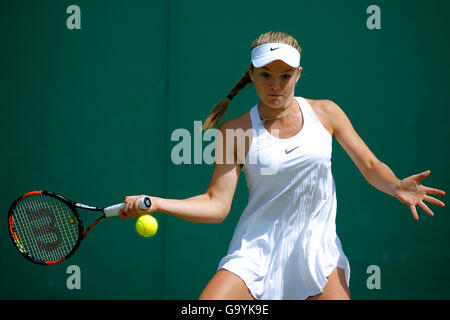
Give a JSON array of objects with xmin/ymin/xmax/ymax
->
[{"xmin": 393, "ymin": 170, "xmax": 446, "ymax": 220}]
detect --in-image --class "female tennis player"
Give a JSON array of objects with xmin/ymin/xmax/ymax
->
[{"xmin": 120, "ymin": 31, "xmax": 446, "ymax": 300}]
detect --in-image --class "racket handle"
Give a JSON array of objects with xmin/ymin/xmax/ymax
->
[{"xmin": 104, "ymin": 196, "xmax": 152, "ymax": 218}]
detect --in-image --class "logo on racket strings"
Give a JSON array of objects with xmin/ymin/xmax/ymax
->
[{"xmin": 26, "ymin": 208, "xmax": 63, "ymax": 252}]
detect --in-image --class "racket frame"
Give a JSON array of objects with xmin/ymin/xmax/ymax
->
[{"xmin": 8, "ymin": 190, "xmax": 109, "ymax": 265}]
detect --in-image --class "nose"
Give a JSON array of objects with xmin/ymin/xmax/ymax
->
[{"xmin": 269, "ymin": 78, "xmax": 281, "ymax": 91}]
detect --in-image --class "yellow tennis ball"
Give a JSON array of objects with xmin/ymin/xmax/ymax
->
[{"xmin": 136, "ymin": 215, "xmax": 158, "ymax": 238}]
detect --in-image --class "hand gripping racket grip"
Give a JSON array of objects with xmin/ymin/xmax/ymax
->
[{"xmin": 103, "ymin": 196, "xmax": 151, "ymax": 218}]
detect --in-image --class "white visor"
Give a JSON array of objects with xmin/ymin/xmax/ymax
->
[{"xmin": 251, "ymin": 43, "xmax": 301, "ymax": 68}]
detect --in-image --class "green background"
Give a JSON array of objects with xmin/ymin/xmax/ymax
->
[{"xmin": 1, "ymin": 0, "xmax": 449, "ymax": 299}]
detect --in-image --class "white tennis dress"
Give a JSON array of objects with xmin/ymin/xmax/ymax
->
[{"xmin": 217, "ymin": 96, "xmax": 350, "ymax": 300}]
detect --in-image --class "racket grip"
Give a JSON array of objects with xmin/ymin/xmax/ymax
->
[{"xmin": 104, "ymin": 196, "xmax": 152, "ymax": 218}]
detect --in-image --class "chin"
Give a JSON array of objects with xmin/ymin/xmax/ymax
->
[{"xmin": 264, "ymin": 95, "xmax": 288, "ymax": 108}]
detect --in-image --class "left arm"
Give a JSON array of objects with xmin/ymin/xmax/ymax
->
[
  {"xmin": 324, "ymin": 100, "xmax": 446, "ymax": 220},
  {"xmin": 361, "ymin": 160, "xmax": 401, "ymax": 197}
]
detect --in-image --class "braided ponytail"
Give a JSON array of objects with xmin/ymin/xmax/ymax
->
[{"xmin": 201, "ymin": 71, "xmax": 253, "ymax": 130}]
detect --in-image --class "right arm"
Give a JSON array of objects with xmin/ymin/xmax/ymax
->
[{"xmin": 120, "ymin": 121, "xmax": 241, "ymax": 224}]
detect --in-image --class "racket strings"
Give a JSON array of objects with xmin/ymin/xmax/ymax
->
[{"xmin": 10, "ymin": 194, "xmax": 79, "ymax": 263}]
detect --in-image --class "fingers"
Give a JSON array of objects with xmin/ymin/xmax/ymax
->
[
  {"xmin": 410, "ymin": 204, "xmax": 419, "ymax": 221},
  {"xmin": 120, "ymin": 195, "xmax": 149, "ymax": 219},
  {"xmin": 411, "ymin": 199, "xmax": 440, "ymax": 221},
  {"xmin": 409, "ymin": 170, "xmax": 431, "ymax": 183},
  {"xmin": 424, "ymin": 186, "xmax": 446, "ymax": 197},
  {"xmin": 126, "ymin": 196, "xmax": 139, "ymax": 219},
  {"xmin": 119, "ymin": 197, "xmax": 133, "ymax": 219},
  {"xmin": 423, "ymin": 195, "xmax": 446, "ymax": 207},
  {"xmin": 418, "ymin": 200, "xmax": 434, "ymax": 217}
]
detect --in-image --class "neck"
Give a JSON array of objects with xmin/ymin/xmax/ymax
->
[{"xmin": 257, "ymin": 97, "xmax": 297, "ymax": 122}]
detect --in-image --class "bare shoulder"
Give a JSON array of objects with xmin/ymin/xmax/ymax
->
[
  {"xmin": 216, "ymin": 111, "xmax": 252, "ymax": 165},
  {"xmin": 304, "ymin": 98, "xmax": 336, "ymax": 137},
  {"xmin": 217, "ymin": 110, "xmax": 252, "ymax": 132}
]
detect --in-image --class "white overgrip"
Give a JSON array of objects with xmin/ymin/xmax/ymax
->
[{"xmin": 103, "ymin": 196, "xmax": 151, "ymax": 218}]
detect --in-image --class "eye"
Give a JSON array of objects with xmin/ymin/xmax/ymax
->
[
  {"xmin": 282, "ymin": 74, "xmax": 292, "ymax": 80},
  {"xmin": 261, "ymin": 72, "xmax": 269, "ymax": 78}
]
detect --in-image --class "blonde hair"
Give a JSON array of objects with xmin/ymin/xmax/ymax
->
[{"xmin": 202, "ymin": 31, "xmax": 302, "ymax": 130}]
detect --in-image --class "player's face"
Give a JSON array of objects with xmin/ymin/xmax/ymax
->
[{"xmin": 249, "ymin": 60, "xmax": 302, "ymax": 109}]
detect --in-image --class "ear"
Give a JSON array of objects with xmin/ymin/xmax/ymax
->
[{"xmin": 295, "ymin": 66, "xmax": 303, "ymax": 82}]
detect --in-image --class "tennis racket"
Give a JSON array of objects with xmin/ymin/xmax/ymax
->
[{"xmin": 7, "ymin": 190, "xmax": 152, "ymax": 265}]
